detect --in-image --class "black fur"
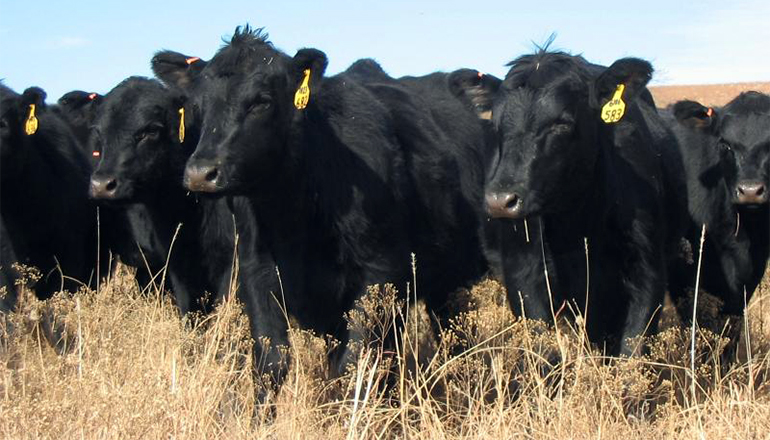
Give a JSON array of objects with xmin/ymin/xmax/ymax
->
[
  {"xmin": 89, "ymin": 77, "xmax": 235, "ymax": 314},
  {"xmin": 0, "ymin": 83, "xmax": 103, "ymax": 311},
  {"xmin": 666, "ymin": 93, "xmax": 770, "ymax": 323},
  {"xmin": 54, "ymin": 90, "xmax": 102, "ymax": 151},
  {"xmin": 158, "ymin": 25, "xmax": 489, "ymax": 396},
  {"xmin": 458, "ymin": 49, "xmax": 677, "ymax": 356}
]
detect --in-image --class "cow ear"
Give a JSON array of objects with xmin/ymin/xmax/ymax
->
[
  {"xmin": 19, "ymin": 87, "xmax": 46, "ymax": 135},
  {"xmin": 291, "ymin": 48, "xmax": 328, "ymax": 110},
  {"xmin": 672, "ymin": 100, "xmax": 717, "ymax": 130},
  {"xmin": 590, "ymin": 58, "xmax": 653, "ymax": 111},
  {"xmin": 448, "ymin": 69, "xmax": 501, "ymax": 120},
  {"xmin": 21, "ymin": 87, "xmax": 47, "ymax": 110},
  {"xmin": 151, "ymin": 50, "xmax": 207, "ymax": 89},
  {"xmin": 58, "ymin": 90, "xmax": 101, "ymax": 109}
]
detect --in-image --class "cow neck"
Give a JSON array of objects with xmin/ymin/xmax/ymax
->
[
  {"xmin": 133, "ymin": 182, "xmax": 196, "ymax": 234},
  {"xmin": 738, "ymin": 203, "xmax": 770, "ymax": 273},
  {"xmin": 251, "ymin": 102, "xmax": 349, "ymax": 246},
  {"xmin": 2, "ymin": 125, "xmax": 89, "ymax": 233}
]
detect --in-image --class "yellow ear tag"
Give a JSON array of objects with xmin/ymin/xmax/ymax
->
[
  {"xmin": 24, "ymin": 104, "xmax": 39, "ymax": 135},
  {"xmin": 294, "ymin": 69, "xmax": 311, "ymax": 110},
  {"xmin": 178, "ymin": 107, "xmax": 185, "ymax": 143},
  {"xmin": 601, "ymin": 84, "xmax": 626, "ymax": 124}
]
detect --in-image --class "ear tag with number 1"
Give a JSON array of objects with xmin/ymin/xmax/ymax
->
[
  {"xmin": 601, "ymin": 84, "xmax": 626, "ymax": 124},
  {"xmin": 294, "ymin": 69, "xmax": 311, "ymax": 110},
  {"xmin": 178, "ymin": 107, "xmax": 186, "ymax": 143},
  {"xmin": 25, "ymin": 104, "xmax": 39, "ymax": 135}
]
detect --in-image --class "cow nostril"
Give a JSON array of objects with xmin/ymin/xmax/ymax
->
[
  {"xmin": 105, "ymin": 179, "xmax": 117, "ymax": 192},
  {"xmin": 505, "ymin": 194, "xmax": 520, "ymax": 211},
  {"xmin": 204, "ymin": 168, "xmax": 218, "ymax": 182},
  {"xmin": 757, "ymin": 185, "xmax": 766, "ymax": 196}
]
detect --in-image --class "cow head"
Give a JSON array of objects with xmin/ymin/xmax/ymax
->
[
  {"xmin": 717, "ymin": 92, "xmax": 770, "ymax": 206},
  {"xmin": 57, "ymin": 90, "xmax": 102, "ymax": 114},
  {"xmin": 56, "ymin": 90, "xmax": 102, "ymax": 148},
  {"xmin": 457, "ymin": 51, "xmax": 653, "ymax": 219},
  {"xmin": 152, "ymin": 26, "xmax": 328, "ymax": 195},
  {"xmin": 89, "ymin": 77, "xmax": 189, "ymax": 200},
  {"xmin": 673, "ymin": 93, "xmax": 770, "ymax": 206},
  {"xmin": 0, "ymin": 85, "xmax": 48, "ymax": 181}
]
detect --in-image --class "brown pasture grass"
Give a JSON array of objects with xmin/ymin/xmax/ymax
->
[{"xmin": 1, "ymin": 262, "xmax": 769, "ymax": 439}]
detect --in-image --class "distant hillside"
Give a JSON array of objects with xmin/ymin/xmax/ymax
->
[{"xmin": 649, "ymin": 82, "xmax": 770, "ymax": 108}]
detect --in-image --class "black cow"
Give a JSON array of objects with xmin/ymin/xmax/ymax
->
[
  {"xmin": 666, "ymin": 93, "xmax": 770, "ymax": 326},
  {"xmin": 0, "ymin": 83, "xmax": 103, "ymax": 311},
  {"xmin": 454, "ymin": 49, "xmax": 679, "ymax": 356},
  {"xmin": 88, "ymin": 75, "xmax": 235, "ymax": 315},
  {"xmin": 154, "ymin": 26, "xmax": 488, "ymax": 397}
]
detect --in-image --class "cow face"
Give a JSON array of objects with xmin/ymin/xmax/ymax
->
[
  {"xmin": 89, "ymin": 78, "xmax": 187, "ymax": 200},
  {"xmin": 472, "ymin": 53, "xmax": 653, "ymax": 219},
  {"xmin": 673, "ymin": 93, "xmax": 770, "ymax": 206},
  {"xmin": 718, "ymin": 92, "xmax": 770, "ymax": 206},
  {"xmin": 0, "ymin": 85, "xmax": 47, "ymax": 181},
  {"xmin": 152, "ymin": 27, "xmax": 328, "ymax": 195}
]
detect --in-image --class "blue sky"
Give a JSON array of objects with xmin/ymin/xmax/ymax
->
[{"xmin": 1, "ymin": 0, "xmax": 767, "ymax": 101}]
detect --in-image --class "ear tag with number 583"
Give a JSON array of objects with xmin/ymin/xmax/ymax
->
[
  {"xmin": 601, "ymin": 84, "xmax": 626, "ymax": 124},
  {"xmin": 294, "ymin": 69, "xmax": 311, "ymax": 110}
]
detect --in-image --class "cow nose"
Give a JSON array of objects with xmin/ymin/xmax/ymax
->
[
  {"xmin": 485, "ymin": 192, "xmax": 523, "ymax": 219},
  {"xmin": 736, "ymin": 181, "xmax": 768, "ymax": 204},
  {"xmin": 184, "ymin": 163, "xmax": 219, "ymax": 192},
  {"xmin": 90, "ymin": 176, "xmax": 118, "ymax": 199}
]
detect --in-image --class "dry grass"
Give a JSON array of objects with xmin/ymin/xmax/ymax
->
[{"xmin": 1, "ymin": 262, "xmax": 770, "ymax": 440}]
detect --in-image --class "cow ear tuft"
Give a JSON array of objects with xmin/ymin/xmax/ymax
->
[
  {"xmin": 152, "ymin": 50, "xmax": 207, "ymax": 90},
  {"xmin": 590, "ymin": 58, "xmax": 653, "ymax": 111},
  {"xmin": 672, "ymin": 100, "xmax": 717, "ymax": 130},
  {"xmin": 448, "ymin": 69, "xmax": 501, "ymax": 120}
]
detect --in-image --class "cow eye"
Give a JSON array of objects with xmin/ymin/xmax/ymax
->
[
  {"xmin": 0, "ymin": 118, "xmax": 8, "ymax": 130},
  {"xmin": 549, "ymin": 122, "xmax": 573, "ymax": 136},
  {"xmin": 717, "ymin": 138, "xmax": 732, "ymax": 152},
  {"xmin": 247, "ymin": 97, "xmax": 272, "ymax": 113},
  {"xmin": 136, "ymin": 125, "xmax": 163, "ymax": 142}
]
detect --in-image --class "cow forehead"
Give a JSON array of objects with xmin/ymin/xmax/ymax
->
[
  {"xmin": 721, "ymin": 113, "xmax": 770, "ymax": 147},
  {"xmin": 500, "ymin": 87, "xmax": 575, "ymax": 130},
  {"xmin": 99, "ymin": 94, "xmax": 168, "ymax": 134}
]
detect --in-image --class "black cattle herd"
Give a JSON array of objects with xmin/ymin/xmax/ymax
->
[{"xmin": 1, "ymin": 26, "xmax": 768, "ymax": 398}]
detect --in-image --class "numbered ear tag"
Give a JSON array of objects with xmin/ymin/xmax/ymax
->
[
  {"xmin": 25, "ymin": 104, "xmax": 39, "ymax": 135},
  {"xmin": 185, "ymin": 57, "xmax": 200, "ymax": 65},
  {"xmin": 294, "ymin": 69, "xmax": 311, "ymax": 110},
  {"xmin": 92, "ymin": 151, "xmax": 101, "ymax": 158},
  {"xmin": 88, "ymin": 93, "xmax": 97, "ymax": 101},
  {"xmin": 601, "ymin": 84, "xmax": 626, "ymax": 124},
  {"xmin": 706, "ymin": 107, "xmax": 714, "ymax": 117},
  {"xmin": 178, "ymin": 107, "xmax": 186, "ymax": 143}
]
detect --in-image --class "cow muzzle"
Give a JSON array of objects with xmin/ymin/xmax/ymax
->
[
  {"xmin": 735, "ymin": 181, "xmax": 768, "ymax": 205},
  {"xmin": 90, "ymin": 176, "xmax": 119, "ymax": 199},
  {"xmin": 184, "ymin": 163, "xmax": 220, "ymax": 193},
  {"xmin": 485, "ymin": 192, "xmax": 524, "ymax": 219}
]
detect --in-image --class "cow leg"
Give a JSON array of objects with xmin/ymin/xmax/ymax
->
[
  {"xmin": 618, "ymin": 220, "xmax": 666, "ymax": 357},
  {"xmin": 239, "ymin": 281, "xmax": 291, "ymax": 405}
]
